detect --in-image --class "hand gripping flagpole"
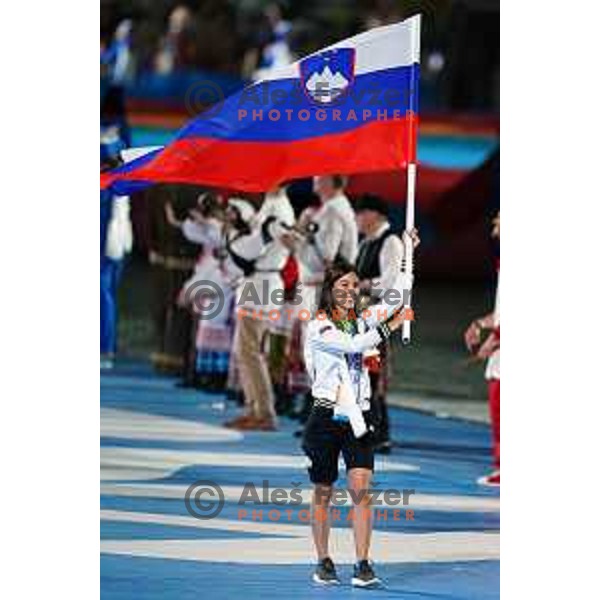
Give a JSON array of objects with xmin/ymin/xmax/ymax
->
[{"xmin": 401, "ymin": 15, "xmax": 421, "ymax": 345}]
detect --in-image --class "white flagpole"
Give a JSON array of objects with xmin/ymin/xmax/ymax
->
[
  {"xmin": 401, "ymin": 162, "xmax": 416, "ymax": 344},
  {"xmin": 401, "ymin": 15, "xmax": 421, "ymax": 345}
]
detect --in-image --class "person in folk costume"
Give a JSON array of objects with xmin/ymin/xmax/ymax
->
[
  {"xmin": 279, "ymin": 202, "xmax": 319, "ymax": 415},
  {"xmin": 273, "ymin": 251, "xmax": 300, "ymax": 414},
  {"xmin": 355, "ymin": 194, "xmax": 420, "ymax": 453},
  {"xmin": 164, "ymin": 192, "xmax": 234, "ymax": 391},
  {"xmin": 281, "ymin": 175, "xmax": 359, "ymax": 421},
  {"xmin": 222, "ymin": 194, "xmax": 293, "ymax": 431},
  {"xmin": 302, "ymin": 259, "xmax": 413, "ymax": 587},
  {"xmin": 146, "ymin": 185, "xmax": 199, "ymax": 377},
  {"xmin": 464, "ymin": 212, "xmax": 500, "ymax": 487},
  {"xmin": 100, "ymin": 138, "xmax": 133, "ymax": 369},
  {"xmin": 250, "ymin": 188, "xmax": 297, "ymax": 416},
  {"xmin": 218, "ymin": 200, "xmax": 257, "ymax": 407}
]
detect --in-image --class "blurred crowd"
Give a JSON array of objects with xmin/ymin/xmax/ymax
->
[
  {"xmin": 101, "ymin": 1, "xmax": 414, "ymax": 80},
  {"xmin": 101, "ymin": 1, "xmax": 499, "ymax": 110}
]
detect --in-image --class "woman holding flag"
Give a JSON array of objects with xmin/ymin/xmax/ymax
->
[{"xmin": 302, "ymin": 251, "xmax": 413, "ymax": 587}]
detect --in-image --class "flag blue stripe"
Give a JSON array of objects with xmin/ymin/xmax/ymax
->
[{"xmin": 177, "ymin": 64, "xmax": 419, "ymax": 143}]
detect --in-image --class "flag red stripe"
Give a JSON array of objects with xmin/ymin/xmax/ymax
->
[{"xmin": 102, "ymin": 117, "xmax": 417, "ymax": 193}]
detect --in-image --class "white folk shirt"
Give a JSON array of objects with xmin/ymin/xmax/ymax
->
[
  {"xmin": 231, "ymin": 192, "xmax": 295, "ymax": 317},
  {"xmin": 181, "ymin": 218, "xmax": 248, "ymax": 296},
  {"xmin": 181, "ymin": 217, "xmax": 223, "ymax": 251},
  {"xmin": 253, "ymin": 189, "xmax": 295, "ymax": 279},
  {"xmin": 304, "ymin": 270, "xmax": 413, "ymax": 410},
  {"xmin": 297, "ymin": 193, "xmax": 358, "ymax": 286},
  {"xmin": 179, "ymin": 217, "xmax": 233, "ymax": 326}
]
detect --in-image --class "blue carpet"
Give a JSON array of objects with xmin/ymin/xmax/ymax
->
[{"xmin": 101, "ymin": 361, "xmax": 499, "ymax": 599}]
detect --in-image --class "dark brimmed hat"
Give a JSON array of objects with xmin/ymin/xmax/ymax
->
[{"xmin": 355, "ymin": 194, "xmax": 389, "ymax": 217}]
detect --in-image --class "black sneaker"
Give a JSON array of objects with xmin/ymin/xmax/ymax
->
[
  {"xmin": 312, "ymin": 557, "xmax": 340, "ymax": 585},
  {"xmin": 352, "ymin": 560, "xmax": 381, "ymax": 587}
]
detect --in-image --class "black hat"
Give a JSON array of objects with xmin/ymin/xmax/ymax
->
[{"xmin": 355, "ymin": 194, "xmax": 389, "ymax": 217}]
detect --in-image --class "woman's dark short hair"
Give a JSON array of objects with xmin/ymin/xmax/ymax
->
[{"xmin": 317, "ymin": 258, "xmax": 356, "ymax": 317}]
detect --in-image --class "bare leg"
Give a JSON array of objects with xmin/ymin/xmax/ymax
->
[
  {"xmin": 311, "ymin": 484, "xmax": 333, "ymax": 560},
  {"xmin": 348, "ymin": 468, "xmax": 373, "ymax": 561}
]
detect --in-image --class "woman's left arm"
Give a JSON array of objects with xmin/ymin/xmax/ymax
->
[{"xmin": 363, "ymin": 270, "xmax": 413, "ymax": 328}]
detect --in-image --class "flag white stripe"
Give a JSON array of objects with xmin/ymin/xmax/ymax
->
[
  {"xmin": 120, "ymin": 146, "xmax": 162, "ymax": 164},
  {"xmin": 260, "ymin": 15, "xmax": 421, "ymax": 83}
]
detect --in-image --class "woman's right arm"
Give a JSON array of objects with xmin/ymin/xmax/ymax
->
[
  {"xmin": 363, "ymin": 269, "xmax": 413, "ymax": 329},
  {"xmin": 308, "ymin": 315, "xmax": 405, "ymax": 356}
]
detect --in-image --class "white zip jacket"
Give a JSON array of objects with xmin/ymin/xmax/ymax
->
[{"xmin": 303, "ymin": 271, "xmax": 412, "ymax": 411}]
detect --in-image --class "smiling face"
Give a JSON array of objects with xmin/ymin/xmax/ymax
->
[{"xmin": 332, "ymin": 271, "xmax": 359, "ymax": 314}]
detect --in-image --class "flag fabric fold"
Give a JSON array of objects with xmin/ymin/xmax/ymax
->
[{"xmin": 102, "ymin": 15, "xmax": 421, "ymax": 194}]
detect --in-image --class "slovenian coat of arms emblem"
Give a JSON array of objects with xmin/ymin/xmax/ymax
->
[{"xmin": 299, "ymin": 48, "xmax": 356, "ymax": 105}]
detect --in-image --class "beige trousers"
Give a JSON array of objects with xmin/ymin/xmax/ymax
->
[{"xmin": 233, "ymin": 315, "xmax": 276, "ymax": 421}]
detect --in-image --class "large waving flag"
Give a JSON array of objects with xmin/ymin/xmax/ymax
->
[{"xmin": 102, "ymin": 15, "xmax": 421, "ymax": 194}]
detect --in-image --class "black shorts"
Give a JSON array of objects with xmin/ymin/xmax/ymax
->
[{"xmin": 302, "ymin": 405, "xmax": 375, "ymax": 485}]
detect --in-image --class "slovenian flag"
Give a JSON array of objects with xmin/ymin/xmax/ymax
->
[{"xmin": 102, "ymin": 15, "xmax": 421, "ymax": 194}]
